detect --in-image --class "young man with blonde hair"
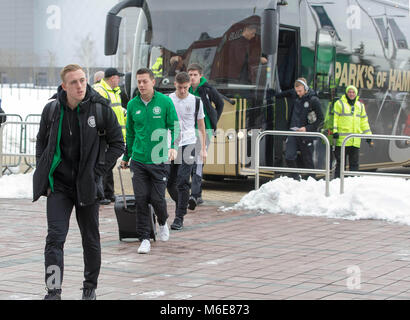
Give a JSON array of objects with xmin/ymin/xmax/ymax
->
[{"xmin": 34, "ymin": 64, "xmax": 124, "ymax": 300}]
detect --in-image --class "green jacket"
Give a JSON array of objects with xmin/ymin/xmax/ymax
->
[
  {"xmin": 333, "ymin": 95, "xmax": 372, "ymax": 147},
  {"xmin": 123, "ymin": 91, "xmax": 179, "ymax": 164}
]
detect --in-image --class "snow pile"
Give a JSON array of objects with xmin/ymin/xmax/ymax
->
[
  {"xmin": 224, "ymin": 176, "xmax": 410, "ymax": 226},
  {"xmin": 0, "ymin": 172, "xmax": 409, "ymax": 226},
  {"xmin": 0, "ymin": 172, "xmax": 33, "ymax": 199}
]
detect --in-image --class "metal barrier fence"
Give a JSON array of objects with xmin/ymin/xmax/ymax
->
[
  {"xmin": 1, "ymin": 117, "xmax": 121, "ymax": 177},
  {"xmin": 0, "ymin": 114, "xmax": 24, "ymax": 174},
  {"xmin": 23, "ymin": 114, "xmax": 42, "ymax": 172},
  {"xmin": 0, "ymin": 119, "xmax": 40, "ymax": 177},
  {"xmin": 255, "ymin": 130, "xmax": 331, "ymax": 197},
  {"xmin": 340, "ymin": 134, "xmax": 410, "ymax": 194}
]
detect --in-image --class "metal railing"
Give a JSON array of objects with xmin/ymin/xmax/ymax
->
[
  {"xmin": 0, "ymin": 120, "xmax": 40, "ymax": 177},
  {"xmin": 340, "ymin": 134, "xmax": 410, "ymax": 194},
  {"xmin": 0, "ymin": 114, "xmax": 24, "ymax": 174},
  {"xmin": 23, "ymin": 114, "xmax": 42, "ymax": 172},
  {"xmin": 255, "ymin": 130, "xmax": 331, "ymax": 197}
]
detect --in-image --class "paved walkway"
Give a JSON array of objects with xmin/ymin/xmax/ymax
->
[{"xmin": 1, "ymin": 196, "xmax": 410, "ymax": 300}]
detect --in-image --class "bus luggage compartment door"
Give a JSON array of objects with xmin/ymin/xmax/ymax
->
[{"xmin": 203, "ymin": 99, "xmax": 237, "ymax": 177}]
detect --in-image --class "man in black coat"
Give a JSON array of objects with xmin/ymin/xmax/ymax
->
[
  {"xmin": 273, "ymin": 78, "xmax": 324, "ymax": 180},
  {"xmin": 33, "ymin": 64, "xmax": 124, "ymax": 300},
  {"xmin": 187, "ymin": 63, "xmax": 224, "ymax": 208}
]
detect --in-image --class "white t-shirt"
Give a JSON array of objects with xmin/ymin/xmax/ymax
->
[
  {"xmin": 141, "ymin": 98, "xmax": 151, "ymax": 106},
  {"xmin": 169, "ymin": 92, "xmax": 205, "ymax": 147}
]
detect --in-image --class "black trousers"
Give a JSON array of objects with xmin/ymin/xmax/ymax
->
[
  {"xmin": 167, "ymin": 144, "xmax": 196, "ymax": 220},
  {"xmin": 285, "ymin": 136, "xmax": 314, "ymax": 168},
  {"xmin": 334, "ymin": 146, "xmax": 360, "ymax": 178},
  {"xmin": 130, "ymin": 160, "xmax": 169, "ymax": 240},
  {"xmin": 285, "ymin": 136, "xmax": 315, "ymax": 179},
  {"xmin": 45, "ymin": 190, "xmax": 100, "ymax": 291}
]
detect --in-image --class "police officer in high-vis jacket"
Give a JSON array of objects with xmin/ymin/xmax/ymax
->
[
  {"xmin": 93, "ymin": 68, "xmax": 126, "ymax": 139},
  {"xmin": 93, "ymin": 68, "xmax": 127, "ymax": 204},
  {"xmin": 34, "ymin": 64, "xmax": 124, "ymax": 300},
  {"xmin": 333, "ymin": 85, "xmax": 372, "ymax": 178}
]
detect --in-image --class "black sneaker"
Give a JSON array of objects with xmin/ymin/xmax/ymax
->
[
  {"xmin": 188, "ymin": 196, "xmax": 197, "ymax": 210},
  {"xmin": 196, "ymin": 197, "xmax": 204, "ymax": 205},
  {"xmin": 171, "ymin": 218, "xmax": 183, "ymax": 230},
  {"xmin": 81, "ymin": 287, "xmax": 96, "ymax": 300},
  {"xmin": 44, "ymin": 289, "xmax": 61, "ymax": 300}
]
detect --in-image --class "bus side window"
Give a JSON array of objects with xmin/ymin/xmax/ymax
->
[{"xmin": 314, "ymin": 29, "xmax": 337, "ymax": 96}]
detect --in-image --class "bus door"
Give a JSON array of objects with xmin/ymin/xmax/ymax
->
[
  {"xmin": 313, "ymin": 27, "xmax": 337, "ymax": 169},
  {"xmin": 314, "ymin": 27, "xmax": 337, "ymax": 98},
  {"xmin": 269, "ymin": 27, "xmax": 300, "ymax": 168}
]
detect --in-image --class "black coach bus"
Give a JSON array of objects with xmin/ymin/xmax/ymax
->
[{"xmin": 105, "ymin": 0, "xmax": 410, "ymax": 179}]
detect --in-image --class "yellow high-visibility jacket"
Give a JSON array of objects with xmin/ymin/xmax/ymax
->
[
  {"xmin": 152, "ymin": 56, "xmax": 163, "ymax": 77},
  {"xmin": 333, "ymin": 94, "xmax": 371, "ymax": 148},
  {"xmin": 93, "ymin": 79, "xmax": 126, "ymax": 141}
]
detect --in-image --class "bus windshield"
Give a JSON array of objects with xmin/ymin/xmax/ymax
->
[{"xmin": 138, "ymin": 0, "xmax": 270, "ymax": 89}]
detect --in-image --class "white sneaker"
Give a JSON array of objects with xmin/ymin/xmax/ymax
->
[
  {"xmin": 158, "ymin": 223, "xmax": 169, "ymax": 242},
  {"xmin": 138, "ymin": 239, "xmax": 151, "ymax": 254}
]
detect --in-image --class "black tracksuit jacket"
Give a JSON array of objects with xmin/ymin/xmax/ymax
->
[
  {"xmin": 33, "ymin": 85, "xmax": 124, "ymax": 206},
  {"xmin": 274, "ymin": 88, "xmax": 324, "ymax": 133}
]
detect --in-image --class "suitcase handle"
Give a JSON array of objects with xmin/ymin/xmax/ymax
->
[{"xmin": 117, "ymin": 166, "xmax": 128, "ymax": 209}]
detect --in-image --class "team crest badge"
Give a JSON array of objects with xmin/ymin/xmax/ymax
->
[
  {"xmin": 88, "ymin": 116, "xmax": 96, "ymax": 128},
  {"xmin": 153, "ymin": 107, "xmax": 161, "ymax": 115}
]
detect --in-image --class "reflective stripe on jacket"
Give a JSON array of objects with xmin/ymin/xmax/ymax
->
[
  {"xmin": 93, "ymin": 78, "xmax": 126, "ymax": 140},
  {"xmin": 333, "ymin": 95, "xmax": 371, "ymax": 147}
]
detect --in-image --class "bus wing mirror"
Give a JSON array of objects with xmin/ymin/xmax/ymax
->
[
  {"xmin": 104, "ymin": 0, "xmax": 149, "ymax": 56},
  {"xmin": 105, "ymin": 13, "xmax": 122, "ymax": 55},
  {"xmin": 262, "ymin": 3, "xmax": 278, "ymax": 55}
]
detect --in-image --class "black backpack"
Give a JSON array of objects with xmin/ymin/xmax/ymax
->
[{"xmin": 194, "ymin": 96, "xmax": 201, "ymax": 126}]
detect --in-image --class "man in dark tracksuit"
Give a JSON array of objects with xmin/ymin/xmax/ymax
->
[
  {"xmin": 276, "ymin": 78, "xmax": 324, "ymax": 180},
  {"xmin": 33, "ymin": 64, "xmax": 124, "ymax": 300},
  {"xmin": 187, "ymin": 63, "xmax": 224, "ymax": 209}
]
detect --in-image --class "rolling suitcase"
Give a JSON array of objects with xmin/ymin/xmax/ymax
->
[{"xmin": 114, "ymin": 166, "xmax": 157, "ymax": 241}]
